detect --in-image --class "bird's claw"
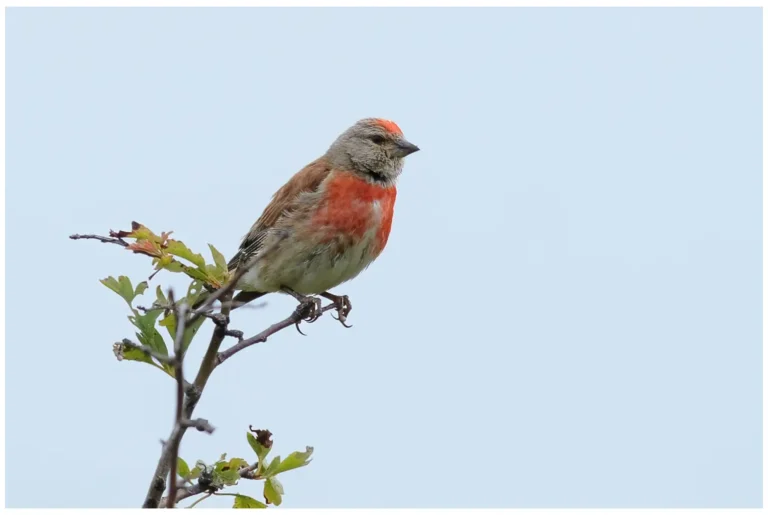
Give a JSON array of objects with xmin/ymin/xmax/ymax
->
[
  {"xmin": 293, "ymin": 296, "xmax": 323, "ymax": 335},
  {"xmin": 330, "ymin": 295, "xmax": 353, "ymax": 328}
]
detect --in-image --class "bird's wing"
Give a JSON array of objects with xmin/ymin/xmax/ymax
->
[{"xmin": 227, "ymin": 158, "xmax": 333, "ymax": 271}]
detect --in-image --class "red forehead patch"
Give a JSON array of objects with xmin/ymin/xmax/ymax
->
[{"xmin": 375, "ymin": 119, "xmax": 403, "ymax": 135}]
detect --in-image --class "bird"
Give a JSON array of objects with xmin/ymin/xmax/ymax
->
[{"xmin": 210, "ymin": 118, "xmax": 419, "ymax": 327}]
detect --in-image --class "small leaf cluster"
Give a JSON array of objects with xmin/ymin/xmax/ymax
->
[
  {"xmin": 106, "ymin": 277, "xmax": 205, "ymax": 376},
  {"xmin": 103, "ymin": 223, "xmax": 228, "ymax": 375},
  {"xmin": 177, "ymin": 429, "xmax": 313, "ymax": 508},
  {"xmin": 111, "ymin": 221, "xmax": 230, "ymax": 288}
]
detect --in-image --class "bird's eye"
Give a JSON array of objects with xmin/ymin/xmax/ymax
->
[{"xmin": 369, "ymin": 135, "xmax": 385, "ymax": 144}]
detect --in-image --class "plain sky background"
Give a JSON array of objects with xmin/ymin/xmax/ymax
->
[{"xmin": 5, "ymin": 7, "xmax": 762, "ymax": 509}]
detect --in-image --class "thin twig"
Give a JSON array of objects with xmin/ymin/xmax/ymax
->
[
  {"xmin": 165, "ymin": 292, "xmax": 187, "ymax": 509},
  {"xmin": 144, "ymin": 292, "xmax": 235, "ymax": 509},
  {"xmin": 142, "ymin": 292, "xmax": 194, "ymax": 509},
  {"xmin": 216, "ymin": 302, "xmax": 337, "ymax": 367},
  {"xmin": 181, "ymin": 418, "xmax": 215, "ymax": 433},
  {"xmin": 186, "ymin": 492, "xmax": 213, "ymax": 508},
  {"xmin": 68, "ymin": 233, "xmax": 128, "ymax": 247},
  {"xmin": 160, "ymin": 484, "xmax": 204, "ymax": 508}
]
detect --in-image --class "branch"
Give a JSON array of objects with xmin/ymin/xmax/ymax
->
[
  {"xmin": 165, "ymin": 295, "xmax": 187, "ymax": 508},
  {"xmin": 146, "ymin": 291, "xmax": 319, "ymax": 507},
  {"xmin": 158, "ymin": 462, "xmax": 262, "ymax": 507},
  {"xmin": 181, "ymin": 418, "xmax": 215, "ymax": 433},
  {"xmin": 69, "ymin": 233, "xmax": 128, "ymax": 247},
  {"xmin": 216, "ymin": 302, "xmax": 338, "ymax": 367},
  {"xmin": 186, "ymin": 492, "xmax": 213, "ymax": 508},
  {"xmin": 142, "ymin": 292, "xmax": 234, "ymax": 509},
  {"xmin": 163, "ymin": 483, "xmax": 205, "ymax": 507},
  {"xmin": 142, "ymin": 293, "xmax": 194, "ymax": 509}
]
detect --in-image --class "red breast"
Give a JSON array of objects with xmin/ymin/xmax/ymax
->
[{"xmin": 311, "ymin": 170, "xmax": 396, "ymax": 253}]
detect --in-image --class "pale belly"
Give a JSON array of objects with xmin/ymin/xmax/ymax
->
[{"xmin": 237, "ymin": 226, "xmax": 382, "ymax": 294}]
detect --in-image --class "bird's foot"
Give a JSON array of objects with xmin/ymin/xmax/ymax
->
[
  {"xmin": 297, "ymin": 296, "xmax": 323, "ymax": 324},
  {"xmin": 282, "ymin": 287, "xmax": 323, "ymax": 335},
  {"xmin": 321, "ymin": 292, "xmax": 353, "ymax": 328}
]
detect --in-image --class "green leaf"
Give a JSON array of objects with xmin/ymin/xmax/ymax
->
[
  {"xmin": 247, "ymin": 432, "xmax": 271, "ymax": 465},
  {"xmin": 165, "ymin": 240, "xmax": 206, "ymax": 268},
  {"xmin": 188, "ymin": 465, "xmax": 202, "ymax": 480},
  {"xmin": 177, "ymin": 457, "xmax": 190, "ymax": 479},
  {"xmin": 130, "ymin": 307, "xmax": 168, "ymax": 359},
  {"xmin": 159, "ymin": 312, "xmax": 176, "ymax": 339},
  {"xmin": 113, "ymin": 340, "xmax": 164, "ymax": 371},
  {"xmin": 163, "ymin": 260, "xmax": 185, "ymax": 273},
  {"xmin": 263, "ymin": 477, "xmax": 283, "ymax": 506},
  {"xmin": 186, "ymin": 280, "xmax": 205, "ymax": 307},
  {"xmin": 117, "ymin": 276, "xmax": 134, "ymax": 303},
  {"xmin": 130, "ymin": 306, "xmax": 163, "ymax": 333},
  {"xmin": 162, "ymin": 312, "xmax": 205, "ymax": 353},
  {"xmin": 262, "ymin": 456, "xmax": 282, "ymax": 478},
  {"xmin": 135, "ymin": 325, "xmax": 168, "ymax": 358},
  {"xmin": 209, "ymin": 244, "xmax": 228, "ymax": 271},
  {"xmin": 233, "ymin": 494, "xmax": 266, "ymax": 509},
  {"xmin": 124, "ymin": 222, "xmax": 160, "ymax": 242},
  {"xmin": 272, "ymin": 446, "xmax": 313, "ymax": 475},
  {"xmin": 212, "ymin": 457, "xmax": 247, "ymax": 487},
  {"xmin": 100, "ymin": 275, "xmax": 137, "ymax": 306},
  {"xmin": 100, "ymin": 276, "xmax": 120, "ymax": 294},
  {"xmin": 228, "ymin": 457, "xmax": 248, "ymax": 470},
  {"xmin": 135, "ymin": 281, "xmax": 149, "ymax": 298},
  {"xmin": 156, "ymin": 285, "xmax": 168, "ymax": 305},
  {"xmin": 186, "ymin": 267, "xmax": 211, "ymax": 283},
  {"xmin": 206, "ymin": 263, "xmax": 228, "ymax": 284},
  {"xmin": 182, "ymin": 316, "xmax": 205, "ymax": 352},
  {"xmin": 118, "ymin": 345, "xmax": 157, "ymax": 366}
]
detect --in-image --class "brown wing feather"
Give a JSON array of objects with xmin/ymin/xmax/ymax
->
[{"xmin": 227, "ymin": 158, "xmax": 333, "ymax": 271}]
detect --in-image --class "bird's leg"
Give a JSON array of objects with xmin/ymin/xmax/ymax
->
[
  {"xmin": 320, "ymin": 291, "xmax": 352, "ymax": 328},
  {"xmin": 281, "ymin": 287, "xmax": 322, "ymax": 333}
]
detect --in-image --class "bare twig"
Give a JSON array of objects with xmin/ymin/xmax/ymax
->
[
  {"xmin": 181, "ymin": 418, "xmax": 215, "ymax": 433},
  {"xmin": 143, "ymin": 292, "xmax": 196, "ymax": 509},
  {"xmin": 144, "ymin": 293, "xmax": 235, "ymax": 509},
  {"xmin": 186, "ymin": 492, "xmax": 213, "ymax": 508},
  {"xmin": 223, "ymin": 329, "xmax": 244, "ymax": 340},
  {"xmin": 165, "ymin": 293, "xmax": 187, "ymax": 508},
  {"xmin": 135, "ymin": 305, "xmax": 168, "ymax": 314},
  {"xmin": 69, "ymin": 233, "xmax": 128, "ymax": 247},
  {"xmin": 216, "ymin": 302, "xmax": 338, "ymax": 367},
  {"xmin": 159, "ymin": 483, "xmax": 204, "ymax": 508}
]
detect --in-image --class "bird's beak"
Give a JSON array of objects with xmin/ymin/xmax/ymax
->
[{"xmin": 394, "ymin": 139, "xmax": 420, "ymax": 158}]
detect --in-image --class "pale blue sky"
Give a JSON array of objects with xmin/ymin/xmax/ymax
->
[{"xmin": 6, "ymin": 7, "xmax": 762, "ymax": 508}]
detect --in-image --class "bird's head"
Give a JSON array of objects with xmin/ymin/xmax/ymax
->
[{"xmin": 325, "ymin": 118, "xmax": 419, "ymax": 186}]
